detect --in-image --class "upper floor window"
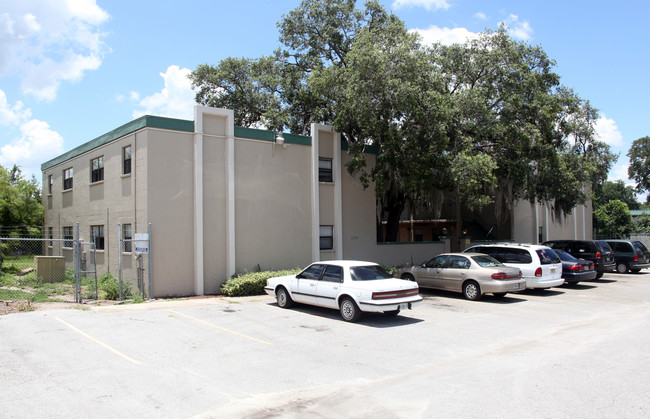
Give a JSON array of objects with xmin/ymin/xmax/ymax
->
[
  {"xmin": 48, "ymin": 227, "xmax": 53, "ymax": 247},
  {"xmin": 91, "ymin": 225, "xmax": 105, "ymax": 250},
  {"xmin": 91, "ymin": 156, "xmax": 104, "ymax": 183},
  {"xmin": 63, "ymin": 168, "xmax": 73, "ymax": 190},
  {"xmin": 123, "ymin": 146, "xmax": 132, "ymax": 175},
  {"xmin": 48, "ymin": 175, "xmax": 53, "ymax": 194},
  {"xmin": 319, "ymin": 158, "xmax": 333, "ymax": 182}
]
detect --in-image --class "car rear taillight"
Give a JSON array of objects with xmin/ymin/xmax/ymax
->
[
  {"xmin": 491, "ymin": 272, "xmax": 507, "ymax": 279},
  {"xmin": 372, "ymin": 288, "xmax": 419, "ymax": 300},
  {"xmin": 535, "ymin": 267, "xmax": 543, "ymax": 277},
  {"xmin": 634, "ymin": 254, "xmax": 639, "ymax": 262},
  {"xmin": 569, "ymin": 264, "xmax": 584, "ymax": 271},
  {"xmin": 589, "ymin": 263, "xmax": 594, "ymax": 270},
  {"xmin": 595, "ymin": 251, "xmax": 601, "ymax": 259}
]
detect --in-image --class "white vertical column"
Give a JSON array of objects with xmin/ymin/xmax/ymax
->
[
  {"xmin": 193, "ymin": 106, "xmax": 204, "ymax": 296},
  {"xmin": 310, "ymin": 124, "xmax": 320, "ymax": 262},
  {"xmin": 333, "ymin": 131, "xmax": 343, "ymax": 258},
  {"xmin": 226, "ymin": 118, "xmax": 236, "ymax": 279}
]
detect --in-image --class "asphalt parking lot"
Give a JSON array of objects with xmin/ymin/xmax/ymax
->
[{"xmin": 2, "ymin": 271, "xmax": 650, "ymax": 418}]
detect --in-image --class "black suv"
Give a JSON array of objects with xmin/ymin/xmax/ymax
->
[
  {"xmin": 542, "ymin": 240, "xmax": 615, "ymax": 278},
  {"xmin": 605, "ymin": 240, "xmax": 650, "ymax": 273}
]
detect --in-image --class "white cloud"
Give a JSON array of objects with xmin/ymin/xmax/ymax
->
[
  {"xmin": 392, "ymin": 0, "xmax": 451, "ymax": 11},
  {"xmin": 411, "ymin": 25, "xmax": 480, "ymax": 46},
  {"xmin": 499, "ymin": 14, "xmax": 533, "ymax": 41},
  {"xmin": 0, "ymin": 0, "xmax": 109, "ymax": 101},
  {"xmin": 474, "ymin": 12, "xmax": 488, "ymax": 21},
  {"xmin": 0, "ymin": 89, "xmax": 64, "ymax": 180},
  {"xmin": 595, "ymin": 114, "xmax": 624, "ymax": 148},
  {"xmin": 132, "ymin": 66, "xmax": 196, "ymax": 120}
]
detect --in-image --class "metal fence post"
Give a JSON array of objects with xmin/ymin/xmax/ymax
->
[
  {"xmin": 148, "ymin": 223, "xmax": 153, "ymax": 299},
  {"xmin": 118, "ymin": 223, "xmax": 122, "ymax": 302},
  {"xmin": 75, "ymin": 222, "xmax": 81, "ymax": 303}
]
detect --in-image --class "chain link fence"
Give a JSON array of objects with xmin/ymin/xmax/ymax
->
[{"xmin": 1, "ymin": 224, "xmax": 152, "ymax": 305}]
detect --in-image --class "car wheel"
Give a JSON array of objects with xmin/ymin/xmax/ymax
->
[
  {"xmin": 402, "ymin": 273, "xmax": 415, "ymax": 281},
  {"xmin": 492, "ymin": 292, "xmax": 507, "ymax": 298},
  {"xmin": 339, "ymin": 297, "xmax": 362, "ymax": 322},
  {"xmin": 463, "ymin": 281, "xmax": 482, "ymax": 301},
  {"xmin": 276, "ymin": 286, "xmax": 294, "ymax": 308},
  {"xmin": 595, "ymin": 272, "xmax": 604, "ymax": 279},
  {"xmin": 631, "ymin": 269, "xmax": 641, "ymax": 274},
  {"xmin": 383, "ymin": 310, "xmax": 400, "ymax": 317},
  {"xmin": 616, "ymin": 262, "xmax": 629, "ymax": 274}
]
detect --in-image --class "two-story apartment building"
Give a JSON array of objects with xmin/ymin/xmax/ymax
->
[{"xmin": 41, "ymin": 105, "xmax": 592, "ymax": 297}]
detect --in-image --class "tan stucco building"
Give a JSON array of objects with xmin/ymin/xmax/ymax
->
[{"xmin": 41, "ymin": 105, "xmax": 592, "ymax": 297}]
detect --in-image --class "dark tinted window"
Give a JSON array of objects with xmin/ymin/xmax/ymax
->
[
  {"xmin": 633, "ymin": 241, "xmax": 648, "ymax": 253},
  {"xmin": 425, "ymin": 255, "xmax": 448, "ymax": 268},
  {"xmin": 350, "ymin": 265, "xmax": 392, "ymax": 281},
  {"xmin": 536, "ymin": 248, "xmax": 560, "ymax": 264},
  {"xmin": 322, "ymin": 265, "xmax": 343, "ymax": 282},
  {"xmin": 596, "ymin": 241, "xmax": 612, "ymax": 252},
  {"xmin": 300, "ymin": 264, "xmax": 325, "ymax": 280},
  {"xmin": 499, "ymin": 248, "xmax": 533, "ymax": 264}
]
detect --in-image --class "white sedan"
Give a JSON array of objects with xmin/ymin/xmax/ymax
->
[{"xmin": 265, "ymin": 260, "xmax": 422, "ymax": 322}]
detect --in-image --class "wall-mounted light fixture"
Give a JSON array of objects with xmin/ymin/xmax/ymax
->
[{"xmin": 275, "ymin": 132, "xmax": 285, "ymax": 146}]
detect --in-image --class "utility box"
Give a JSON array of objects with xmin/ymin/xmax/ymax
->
[{"xmin": 34, "ymin": 256, "xmax": 66, "ymax": 283}]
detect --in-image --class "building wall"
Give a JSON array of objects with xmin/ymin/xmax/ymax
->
[
  {"xmin": 512, "ymin": 199, "xmax": 592, "ymax": 244},
  {"xmin": 232, "ymin": 136, "xmax": 313, "ymax": 274}
]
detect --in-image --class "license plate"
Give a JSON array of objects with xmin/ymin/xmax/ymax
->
[
  {"xmin": 551, "ymin": 268, "xmax": 556, "ymax": 273},
  {"xmin": 398, "ymin": 303, "xmax": 409, "ymax": 310},
  {"xmin": 513, "ymin": 283, "xmax": 520, "ymax": 290}
]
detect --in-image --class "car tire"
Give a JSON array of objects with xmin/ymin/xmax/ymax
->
[
  {"xmin": 276, "ymin": 286, "xmax": 294, "ymax": 309},
  {"xmin": 492, "ymin": 292, "xmax": 507, "ymax": 298},
  {"xmin": 631, "ymin": 269, "xmax": 641, "ymax": 274},
  {"xmin": 616, "ymin": 262, "xmax": 629, "ymax": 274},
  {"xmin": 402, "ymin": 273, "xmax": 415, "ymax": 281},
  {"xmin": 339, "ymin": 297, "xmax": 362, "ymax": 322},
  {"xmin": 383, "ymin": 310, "xmax": 400, "ymax": 317},
  {"xmin": 463, "ymin": 281, "xmax": 482, "ymax": 301},
  {"xmin": 595, "ymin": 271, "xmax": 604, "ymax": 279}
]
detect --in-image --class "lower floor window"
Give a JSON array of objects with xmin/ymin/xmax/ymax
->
[
  {"xmin": 63, "ymin": 226, "xmax": 73, "ymax": 248},
  {"xmin": 91, "ymin": 225, "xmax": 105, "ymax": 250},
  {"xmin": 123, "ymin": 224, "xmax": 132, "ymax": 252},
  {"xmin": 320, "ymin": 225, "xmax": 333, "ymax": 250}
]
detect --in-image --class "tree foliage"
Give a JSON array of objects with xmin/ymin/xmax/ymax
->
[
  {"xmin": 628, "ymin": 136, "xmax": 650, "ymax": 200},
  {"xmin": 0, "ymin": 165, "xmax": 43, "ymax": 231},
  {"xmin": 189, "ymin": 0, "xmax": 616, "ymax": 240},
  {"xmin": 594, "ymin": 180, "xmax": 639, "ymax": 211},
  {"xmin": 593, "ymin": 200, "xmax": 634, "ymax": 238}
]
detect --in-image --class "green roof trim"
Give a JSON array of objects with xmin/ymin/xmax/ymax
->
[
  {"xmin": 234, "ymin": 126, "xmax": 311, "ymax": 145},
  {"xmin": 41, "ymin": 115, "xmax": 194, "ymax": 171}
]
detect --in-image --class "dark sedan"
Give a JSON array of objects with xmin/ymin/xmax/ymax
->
[{"xmin": 555, "ymin": 250, "xmax": 597, "ymax": 284}]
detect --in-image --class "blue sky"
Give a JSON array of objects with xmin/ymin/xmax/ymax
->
[{"xmin": 1, "ymin": 0, "xmax": 648, "ymax": 196}]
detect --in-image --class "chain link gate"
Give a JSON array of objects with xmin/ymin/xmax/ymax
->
[{"xmin": 1, "ymin": 223, "xmax": 97, "ymax": 304}]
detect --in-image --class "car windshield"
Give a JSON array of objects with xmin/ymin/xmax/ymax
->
[
  {"xmin": 471, "ymin": 255, "xmax": 503, "ymax": 267},
  {"xmin": 350, "ymin": 265, "xmax": 393, "ymax": 281},
  {"xmin": 536, "ymin": 248, "xmax": 561, "ymax": 264}
]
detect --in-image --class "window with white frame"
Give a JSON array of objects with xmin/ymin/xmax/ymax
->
[
  {"xmin": 63, "ymin": 168, "xmax": 73, "ymax": 190},
  {"xmin": 91, "ymin": 156, "xmax": 104, "ymax": 183},
  {"xmin": 123, "ymin": 146, "xmax": 132, "ymax": 175},
  {"xmin": 319, "ymin": 158, "xmax": 333, "ymax": 182},
  {"xmin": 123, "ymin": 224, "xmax": 132, "ymax": 252},
  {"xmin": 320, "ymin": 225, "xmax": 333, "ymax": 250},
  {"xmin": 91, "ymin": 225, "xmax": 104, "ymax": 250}
]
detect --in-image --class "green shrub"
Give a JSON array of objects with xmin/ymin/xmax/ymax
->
[
  {"xmin": 99, "ymin": 272, "xmax": 132, "ymax": 300},
  {"xmin": 220, "ymin": 268, "xmax": 300, "ymax": 297}
]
